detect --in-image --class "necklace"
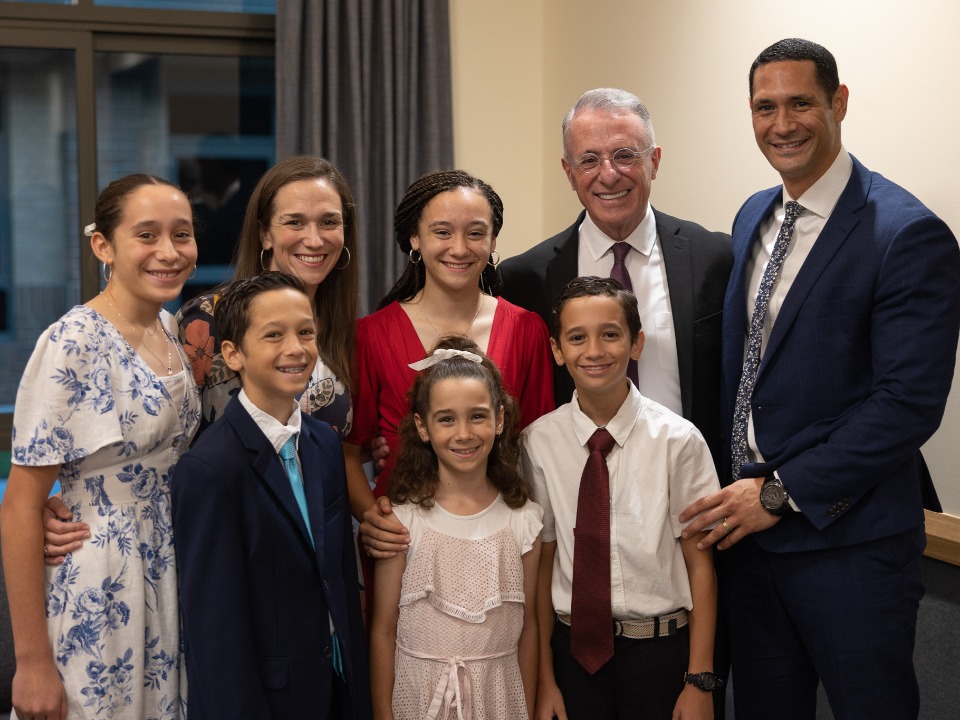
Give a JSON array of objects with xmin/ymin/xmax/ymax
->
[
  {"xmin": 417, "ymin": 294, "xmax": 484, "ymax": 338},
  {"xmin": 101, "ymin": 291, "xmax": 174, "ymax": 375}
]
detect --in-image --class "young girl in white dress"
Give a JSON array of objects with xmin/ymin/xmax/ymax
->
[
  {"xmin": 1, "ymin": 174, "xmax": 200, "ymax": 720},
  {"xmin": 370, "ymin": 336, "xmax": 543, "ymax": 720}
]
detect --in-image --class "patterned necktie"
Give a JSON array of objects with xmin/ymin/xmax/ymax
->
[
  {"xmin": 730, "ymin": 201, "xmax": 805, "ymax": 480},
  {"xmin": 571, "ymin": 427, "xmax": 617, "ymax": 674},
  {"xmin": 280, "ymin": 434, "xmax": 345, "ymax": 680},
  {"xmin": 280, "ymin": 435, "xmax": 315, "ymax": 548},
  {"xmin": 609, "ymin": 242, "xmax": 639, "ymax": 385}
]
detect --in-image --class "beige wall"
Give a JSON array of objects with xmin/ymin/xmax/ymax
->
[{"xmin": 450, "ymin": 0, "xmax": 960, "ymax": 514}]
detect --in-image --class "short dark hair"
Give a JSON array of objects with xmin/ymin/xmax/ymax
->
[
  {"xmin": 216, "ymin": 271, "xmax": 309, "ymax": 349},
  {"xmin": 378, "ymin": 169, "xmax": 504, "ymax": 309},
  {"xmin": 749, "ymin": 38, "xmax": 839, "ymax": 100},
  {"xmin": 389, "ymin": 335, "xmax": 527, "ymax": 510},
  {"xmin": 551, "ymin": 275, "xmax": 642, "ymax": 342}
]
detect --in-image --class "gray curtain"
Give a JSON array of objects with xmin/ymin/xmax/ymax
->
[{"xmin": 276, "ymin": 0, "xmax": 454, "ymax": 315}]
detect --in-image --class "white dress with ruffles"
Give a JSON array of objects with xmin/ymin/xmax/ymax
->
[{"xmin": 391, "ymin": 496, "xmax": 542, "ymax": 720}]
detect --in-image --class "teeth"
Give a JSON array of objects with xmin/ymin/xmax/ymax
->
[
  {"xmin": 598, "ymin": 190, "xmax": 628, "ymax": 200},
  {"xmin": 444, "ymin": 262, "xmax": 471, "ymax": 269},
  {"xmin": 150, "ymin": 271, "xmax": 180, "ymax": 278},
  {"xmin": 278, "ymin": 366, "xmax": 305, "ymax": 374},
  {"xmin": 776, "ymin": 140, "xmax": 804, "ymax": 149},
  {"xmin": 296, "ymin": 255, "xmax": 325, "ymax": 266}
]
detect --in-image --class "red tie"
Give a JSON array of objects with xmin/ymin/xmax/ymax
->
[
  {"xmin": 609, "ymin": 243, "xmax": 639, "ymax": 386},
  {"xmin": 571, "ymin": 427, "xmax": 616, "ymax": 674}
]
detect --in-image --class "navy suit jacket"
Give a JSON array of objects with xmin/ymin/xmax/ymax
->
[
  {"xmin": 499, "ymin": 209, "xmax": 732, "ymax": 464},
  {"xmin": 722, "ymin": 156, "xmax": 960, "ymax": 553},
  {"xmin": 172, "ymin": 397, "xmax": 371, "ymax": 720}
]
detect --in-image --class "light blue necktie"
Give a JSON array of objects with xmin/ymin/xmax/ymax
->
[
  {"xmin": 279, "ymin": 435, "xmax": 314, "ymax": 547},
  {"xmin": 279, "ymin": 434, "xmax": 344, "ymax": 680},
  {"xmin": 730, "ymin": 201, "xmax": 805, "ymax": 480}
]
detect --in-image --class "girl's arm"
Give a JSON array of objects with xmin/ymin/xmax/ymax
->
[
  {"xmin": 673, "ymin": 532, "xmax": 718, "ymax": 720},
  {"xmin": 342, "ymin": 441, "xmax": 377, "ymax": 522},
  {"xmin": 534, "ymin": 540, "xmax": 567, "ymax": 720},
  {"xmin": 1, "ymin": 463, "xmax": 69, "ymax": 720},
  {"xmin": 518, "ymin": 534, "xmax": 542, "ymax": 719},
  {"xmin": 369, "ymin": 551, "xmax": 406, "ymax": 720}
]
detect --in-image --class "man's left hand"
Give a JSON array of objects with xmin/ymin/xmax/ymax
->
[{"xmin": 679, "ymin": 477, "xmax": 781, "ymax": 550}]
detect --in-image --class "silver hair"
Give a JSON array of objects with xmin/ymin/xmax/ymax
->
[{"xmin": 561, "ymin": 88, "xmax": 656, "ymax": 159}]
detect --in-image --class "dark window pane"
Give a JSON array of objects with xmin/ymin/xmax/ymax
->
[{"xmin": 95, "ymin": 0, "xmax": 275, "ymax": 13}]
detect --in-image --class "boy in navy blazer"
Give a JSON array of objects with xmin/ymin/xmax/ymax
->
[{"xmin": 172, "ymin": 272, "xmax": 371, "ymax": 720}]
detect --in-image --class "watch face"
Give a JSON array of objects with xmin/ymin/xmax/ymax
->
[
  {"xmin": 760, "ymin": 482, "xmax": 786, "ymax": 510},
  {"xmin": 700, "ymin": 675, "xmax": 717, "ymax": 691}
]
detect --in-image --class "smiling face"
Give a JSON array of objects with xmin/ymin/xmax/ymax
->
[
  {"xmin": 561, "ymin": 108, "xmax": 661, "ymax": 241},
  {"xmin": 260, "ymin": 178, "xmax": 345, "ymax": 296},
  {"xmin": 750, "ymin": 60, "xmax": 848, "ymax": 198},
  {"xmin": 551, "ymin": 294, "xmax": 644, "ymax": 407},
  {"xmin": 410, "ymin": 187, "xmax": 496, "ymax": 295},
  {"xmin": 221, "ymin": 287, "xmax": 318, "ymax": 423},
  {"xmin": 94, "ymin": 183, "xmax": 197, "ymax": 306},
  {"xmin": 414, "ymin": 377, "xmax": 503, "ymax": 484}
]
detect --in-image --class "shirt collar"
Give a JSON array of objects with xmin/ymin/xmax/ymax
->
[
  {"xmin": 580, "ymin": 204, "xmax": 657, "ymax": 260},
  {"xmin": 783, "ymin": 147, "xmax": 853, "ymax": 220},
  {"xmin": 569, "ymin": 380, "xmax": 643, "ymax": 448},
  {"xmin": 238, "ymin": 389, "xmax": 302, "ymax": 454}
]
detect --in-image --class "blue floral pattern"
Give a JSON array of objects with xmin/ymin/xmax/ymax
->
[{"xmin": 13, "ymin": 306, "xmax": 199, "ymax": 719}]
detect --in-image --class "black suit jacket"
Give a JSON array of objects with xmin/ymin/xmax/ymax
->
[
  {"xmin": 499, "ymin": 209, "xmax": 731, "ymax": 463},
  {"xmin": 172, "ymin": 397, "xmax": 372, "ymax": 720}
]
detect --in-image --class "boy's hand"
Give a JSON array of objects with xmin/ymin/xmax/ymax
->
[
  {"xmin": 360, "ymin": 497, "xmax": 410, "ymax": 558},
  {"xmin": 535, "ymin": 678, "xmax": 568, "ymax": 720},
  {"xmin": 679, "ymin": 477, "xmax": 780, "ymax": 550},
  {"xmin": 370, "ymin": 435, "xmax": 390, "ymax": 473},
  {"xmin": 671, "ymin": 683, "xmax": 714, "ymax": 720},
  {"xmin": 42, "ymin": 496, "xmax": 90, "ymax": 567}
]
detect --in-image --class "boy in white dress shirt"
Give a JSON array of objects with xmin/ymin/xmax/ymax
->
[{"xmin": 521, "ymin": 276, "xmax": 720, "ymax": 720}]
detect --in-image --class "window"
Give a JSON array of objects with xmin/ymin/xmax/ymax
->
[{"xmin": 0, "ymin": 1, "xmax": 275, "ymax": 487}]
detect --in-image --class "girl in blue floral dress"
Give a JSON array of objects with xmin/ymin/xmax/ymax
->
[{"xmin": 1, "ymin": 174, "xmax": 200, "ymax": 720}]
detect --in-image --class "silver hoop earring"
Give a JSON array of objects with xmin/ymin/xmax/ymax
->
[
  {"xmin": 488, "ymin": 250, "xmax": 500, "ymax": 267},
  {"xmin": 409, "ymin": 249, "xmax": 422, "ymax": 264},
  {"xmin": 260, "ymin": 248, "xmax": 270, "ymax": 272},
  {"xmin": 335, "ymin": 246, "xmax": 352, "ymax": 270},
  {"xmin": 102, "ymin": 263, "xmax": 112, "ymax": 283},
  {"xmin": 188, "ymin": 264, "xmax": 198, "ymax": 279}
]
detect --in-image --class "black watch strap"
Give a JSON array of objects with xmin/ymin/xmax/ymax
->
[{"xmin": 683, "ymin": 671, "xmax": 724, "ymax": 692}]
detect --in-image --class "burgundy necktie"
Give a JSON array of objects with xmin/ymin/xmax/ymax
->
[
  {"xmin": 570, "ymin": 427, "xmax": 616, "ymax": 674},
  {"xmin": 609, "ymin": 242, "xmax": 639, "ymax": 386}
]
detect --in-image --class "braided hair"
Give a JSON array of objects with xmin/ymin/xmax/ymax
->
[{"xmin": 377, "ymin": 170, "xmax": 504, "ymax": 310}]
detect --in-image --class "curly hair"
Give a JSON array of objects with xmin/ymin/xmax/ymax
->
[
  {"xmin": 377, "ymin": 170, "xmax": 504, "ymax": 310},
  {"xmin": 388, "ymin": 335, "xmax": 527, "ymax": 509}
]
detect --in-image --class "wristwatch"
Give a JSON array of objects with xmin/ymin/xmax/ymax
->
[
  {"xmin": 760, "ymin": 473, "xmax": 791, "ymax": 516},
  {"xmin": 683, "ymin": 671, "xmax": 724, "ymax": 692}
]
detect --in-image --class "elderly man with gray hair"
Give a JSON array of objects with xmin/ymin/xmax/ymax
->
[{"xmin": 499, "ymin": 88, "xmax": 732, "ymax": 719}]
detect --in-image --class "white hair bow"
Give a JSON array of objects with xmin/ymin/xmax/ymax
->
[{"xmin": 408, "ymin": 348, "xmax": 483, "ymax": 371}]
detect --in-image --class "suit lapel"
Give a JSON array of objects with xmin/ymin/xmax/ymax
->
[
  {"xmin": 225, "ymin": 399, "xmax": 317, "ymax": 552},
  {"xmin": 656, "ymin": 210, "xmax": 694, "ymax": 418},
  {"xmin": 546, "ymin": 210, "xmax": 585, "ymax": 303},
  {"xmin": 299, "ymin": 421, "xmax": 327, "ymax": 570},
  {"xmin": 760, "ymin": 164, "xmax": 868, "ymax": 373}
]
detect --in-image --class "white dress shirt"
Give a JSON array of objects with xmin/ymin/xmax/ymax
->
[
  {"xmin": 520, "ymin": 383, "xmax": 720, "ymax": 619},
  {"xmin": 577, "ymin": 207, "xmax": 682, "ymax": 416},
  {"xmin": 744, "ymin": 149, "xmax": 854, "ymax": 475}
]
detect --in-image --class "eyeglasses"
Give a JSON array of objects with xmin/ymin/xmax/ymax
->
[{"xmin": 571, "ymin": 146, "xmax": 655, "ymax": 174}]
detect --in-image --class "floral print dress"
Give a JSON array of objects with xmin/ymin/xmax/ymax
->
[{"xmin": 11, "ymin": 306, "xmax": 200, "ymax": 719}]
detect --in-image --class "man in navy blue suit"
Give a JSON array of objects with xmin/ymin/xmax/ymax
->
[{"xmin": 680, "ymin": 38, "xmax": 960, "ymax": 719}]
